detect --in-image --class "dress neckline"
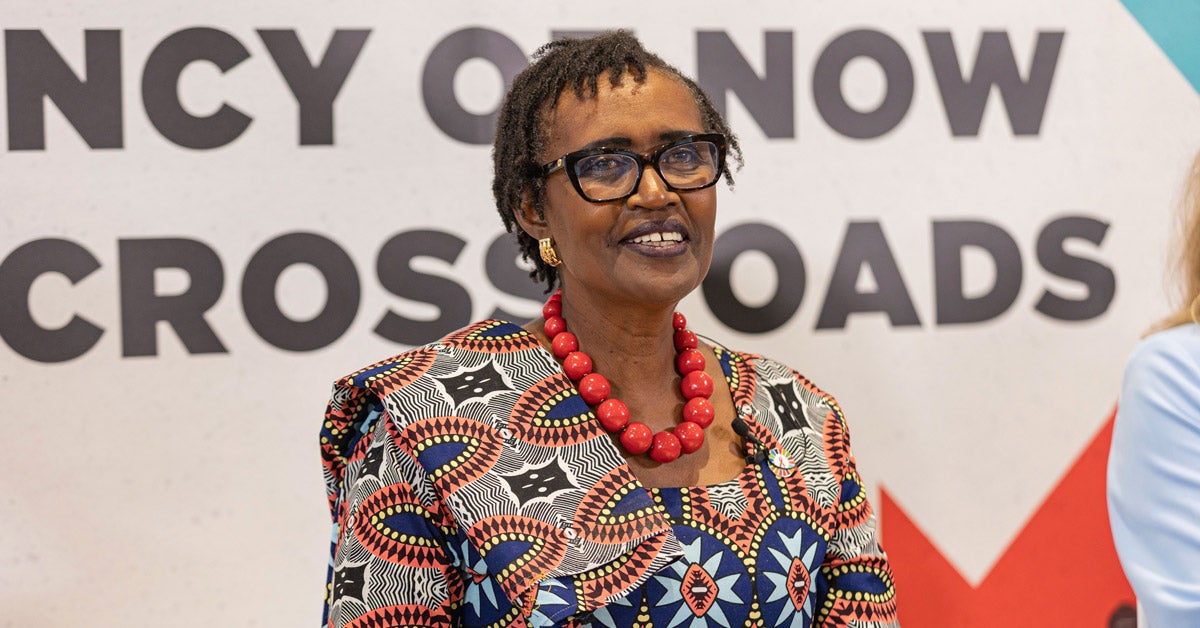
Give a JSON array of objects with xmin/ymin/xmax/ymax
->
[{"xmin": 495, "ymin": 319, "xmax": 774, "ymax": 492}]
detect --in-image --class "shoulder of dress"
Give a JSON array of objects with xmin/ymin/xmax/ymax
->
[
  {"xmin": 1131, "ymin": 324, "xmax": 1200, "ymax": 362},
  {"xmin": 1124, "ymin": 324, "xmax": 1200, "ymax": 385},
  {"xmin": 331, "ymin": 319, "xmax": 535, "ymax": 389},
  {"xmin": 746, "ymin": 352, "xmax": 839, "ymax": 404},
  {"xmin": 1120, "ymin": 324, "xmax": 1200, "ymax": 418},
  {"xmin": 704, "ymin": 342, "xmax": 846, "ymax": 440}
]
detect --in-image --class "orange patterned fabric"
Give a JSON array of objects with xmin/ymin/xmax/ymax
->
[{"xmin": 321, "ymin": 321, "xmax": 898, "ymax": 627}]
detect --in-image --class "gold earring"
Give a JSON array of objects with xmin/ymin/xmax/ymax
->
[{"xmin": 539, "ymin": 237, "xmax": 562, "ymax": 267}]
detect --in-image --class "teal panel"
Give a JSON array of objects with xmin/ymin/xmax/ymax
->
[{"xmin": 1121, "ymin": 0, "xmax": 1200, "ymax": 94}]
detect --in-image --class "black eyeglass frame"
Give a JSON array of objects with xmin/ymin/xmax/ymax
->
[{"xmin": 540, "ymin": 133, "xmax": 728, "ymax": 203}]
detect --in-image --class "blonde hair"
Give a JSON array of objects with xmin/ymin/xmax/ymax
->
[{"xmin": 1156, "ymin": 151, "xmax": 1200, "ymax": 330}]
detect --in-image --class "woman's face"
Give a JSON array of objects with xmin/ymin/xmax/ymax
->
[{"xmin": 529, "ymin": 69, "xmax": 717, "ymax": 309}]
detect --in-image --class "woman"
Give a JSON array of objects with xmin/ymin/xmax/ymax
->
[
  {"xmin": 1108, "ymin": 153, "xmax": 1200, "ymax": 626},
  {"xmin": 321, "ymin": 32, "xmax": 898, "ymax": 627}
]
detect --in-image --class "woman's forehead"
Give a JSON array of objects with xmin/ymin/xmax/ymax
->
[{"xmin": 541, "ymin": 70, "xmax": 703, "ymax": 151}]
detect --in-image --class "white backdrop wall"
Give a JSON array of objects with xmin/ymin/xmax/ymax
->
[{"xmin": 2, "ymin": 1, "xmax": 1197, "ymax": 626}]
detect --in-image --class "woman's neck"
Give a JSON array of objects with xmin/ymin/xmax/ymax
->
[{"xmin": 528, "ymin": 285, "xmax": 686, "ymax": 398}]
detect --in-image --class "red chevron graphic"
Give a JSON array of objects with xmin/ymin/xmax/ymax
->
[{"xmin": 880, "ymin": 410, "xmax": 1136, "ymax": 627}]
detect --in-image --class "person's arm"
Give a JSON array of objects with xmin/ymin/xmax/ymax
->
[
  {"xmin": 322, "ymin": 388, "xmax": 462, "ymax": 627},
  {"xmin": 1108, "ymin": 329, "xmax": 1200, "ymax": 626},
  {"xmin": 806, "ymin": 391, "xmax": 899, "ymax": 627}
]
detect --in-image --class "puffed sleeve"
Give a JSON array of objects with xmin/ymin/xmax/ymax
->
[
  {"xmin": 1108, "ymin": 327, "xmax": 1200, "ymax": 627},
  {"xmin": 814, "ymin": 397, "xmax": 899, "ymax": 627},
  {"xmin": 322, "ymin": 385, "xmax": 463, "ymax": 627}
]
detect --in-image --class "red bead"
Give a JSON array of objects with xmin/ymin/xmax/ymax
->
[
  {"xmin": 682, "ymin": 397, "xmax": 715, "ymax": 428},
  {"xmin": 673, "ymin": 329, "xmax": 698, "ymax": 351},
  {"xmin": 578, "ymin": 373, "xmax": 611, "ymax": 405},
  {"xmin": 544, "ymin": 315, "xmax": 566, "ymax": 338},
  {"xmin": 674, "ymin": 421, "xmax": 705, "ymax": 453},
  {"xmin": 681, "ymin": 371, "xmax": 714, "ymax": 399},
  {"xmin": 649, "ymin": 431, "xmax": 681, "ymax": 463},
  {"xmin": 562, "ymin": 351, "xmax": 592, "ymax": 381},
  {"xmin": 676, "ymin": 348, "xmax": 705, "ymax": 375},
  {"xmin": 542, "ymin": 294, "xmax": 713, "ymax": 463},
  {"xmin": 620, "ymin": 422, "xmax": 653, "ymax": 455},
  {"xmin": 596, "ymin": 398, "xmax": 630, "ymax": 432},
  {"xmin": 551, "ymin": 332, "xmax": 578, "ymax": 359}
]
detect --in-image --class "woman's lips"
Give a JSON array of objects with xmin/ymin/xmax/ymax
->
[
  {"xmin": 629, "ymin": 230, "xmax": 684, "ymax": 245},
  {"xmin": 620, "ymin": 219, "xmax": 690, "ymax": 257}
]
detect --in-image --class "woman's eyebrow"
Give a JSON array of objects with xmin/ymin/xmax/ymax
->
[
  {"xmin": 579, "ymin": 130, "xmax": 697, "ymax": 151},
  {"xmin": 579, "ymin": 136, "xmax": 632, "ymax": 150},
  {"xmin": 658, "ymin": 129, "xmax": 695, "ymax": 142}
]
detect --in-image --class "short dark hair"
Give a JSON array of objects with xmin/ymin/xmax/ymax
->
[{"xmin": 491, "ymin": 30, "xmax": 742, "ymax": 292}]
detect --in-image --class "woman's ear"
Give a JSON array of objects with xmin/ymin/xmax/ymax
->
[{"xmin": 514, "ymin": 191, "xmax": 548, "ymax": 239}]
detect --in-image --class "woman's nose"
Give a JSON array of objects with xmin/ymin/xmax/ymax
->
[{"xmin": 627, "ymin": 165, "xmax": 676, "ymax": 210}]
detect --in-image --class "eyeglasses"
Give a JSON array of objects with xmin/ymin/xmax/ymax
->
[{"xmin": 540, "ymin": 133, "xmax": 727, "ymax": 203}]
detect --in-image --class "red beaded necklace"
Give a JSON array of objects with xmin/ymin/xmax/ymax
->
[{"xmin": 541, "ymin": 290, "xmax": 716, "ymax": 463}]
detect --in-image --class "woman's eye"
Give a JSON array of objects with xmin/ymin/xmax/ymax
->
[
  {"xmin": 663, "ymin": 146, "xmax": 702, "ymax": 168},
  {"xmin": 579, "ymin": 156, "xmax": 627, "ymax": 179}
]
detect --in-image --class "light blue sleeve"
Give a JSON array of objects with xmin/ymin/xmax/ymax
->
[{"xmin": 1108, "ymin": 325, "xmax": 1200, "ymax": 627}]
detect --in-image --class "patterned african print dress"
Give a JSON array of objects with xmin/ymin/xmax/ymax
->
[{"xmin": 321, "ymin": 321, "xmax": 899, "ymax": 627}]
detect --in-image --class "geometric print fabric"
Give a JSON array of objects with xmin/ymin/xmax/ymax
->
[{"xmin": 321, "ymin": 320, "xmax": 898, "ymax": 627}]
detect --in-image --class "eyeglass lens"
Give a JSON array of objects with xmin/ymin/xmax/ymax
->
[{"xmin": 573, "ymin": 140, "xmax": 720, "ymax": 201}]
